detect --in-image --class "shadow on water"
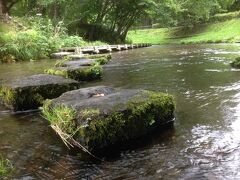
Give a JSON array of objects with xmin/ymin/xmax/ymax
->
[{"xmin": 1, "ymin": 44, "xmax": 240, "ymax": 179}]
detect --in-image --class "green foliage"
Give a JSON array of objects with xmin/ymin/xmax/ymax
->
[
  {"xmin": 0, "ymin": 155, "xmax": 13, "ymax": 177},
  {"xmin": 42, "ymin": 101, "xmax": 77, "ymax": 135},
  {"xmin": 231, "ymin": 57, "xmax": 240, "ymax": 68},
  {"xmin": 0, "ymin": 30, "xmax": 50, "ymax": 62},
  {"xmin": 210, "ymin": 11, "xmax": 240, "ymax": 22},
  {"xmin": 150, "ymin": 0, "xmax": 236, "ymax": 27},
  {"xmin": 0, "ymin": 16, "xmax": 105, "ymax": 62}
]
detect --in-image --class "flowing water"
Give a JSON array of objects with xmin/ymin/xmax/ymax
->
[{"xmin": 1, "ymin": 44, "xmax": 240, "ymax": 179}]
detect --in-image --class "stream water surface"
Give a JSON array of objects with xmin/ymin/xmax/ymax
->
[{"xmin": 1, "ymin": 44, "xmax": 240, "ymax": 179}]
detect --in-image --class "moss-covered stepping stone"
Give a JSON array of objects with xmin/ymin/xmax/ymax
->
[
  {"xmin": 55, "ymin": 56, "xmax": 111, "ymax": 67},
  {"xmin": 0, "ymin": 74, "xmax": 80, "ymax": 111},
  {"xmin": 61, "ymin": 59, "xmax": 97, "ymax": 67},
  {"xmin": 70, "ymin": 54, "xmax": 112, "ymax": 61},
  {"xmin": 45, "ymin": 64, "xmax": 102, "ymax": 82},
  {"xmin": 42, "ymin": 86, "xmax": 175, "ymax": 152}
]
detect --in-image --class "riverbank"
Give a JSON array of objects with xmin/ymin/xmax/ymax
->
[
  {"xmin": 128, "ymin": 19, "xmax": 240, "ymax": 45},
  {"xmin": 0, "ymin": 17, "xmax": 106, "ymax": 63}
]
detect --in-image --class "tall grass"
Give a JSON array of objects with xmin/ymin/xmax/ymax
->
[
  {"xmin": 0, "ymin": 155, "xmax": 13, "ymax": 177},
  {"xmin": 0, "ymin": 17, "xmax": 106, "ymax": 62}
]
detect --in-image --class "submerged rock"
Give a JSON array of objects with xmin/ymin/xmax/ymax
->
[
  {"xmin": 45, "ymin": 64, "xmax": 102, "ymax": 81},
  {"xmin": 42, "ymin": 86, "xmax": 175, "ymax": 152},
  {"xmin": 0, "ymin": 74, "xmax": 80, "ymax": 111}
]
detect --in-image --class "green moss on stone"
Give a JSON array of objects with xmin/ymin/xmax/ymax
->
[
  {"xmin": 95, "ymin": 57, "xmax": 110, "ymax": 65},
  {"xmin": 55, "ymin": 54, "xmax": 112, "ymax": 67},
  {"xmin": 85, "ymin": 54, "xmax": 111, "ymax": 60},
  {"xmin": 82, "ymin": 91, "xmax": 175, "ymax": 150},
  {"xmin": 231, "ymin": 57, "xmax": 240, "ymax": 68},
  {"xmin": 45, "ymin": 65, "xmax": 103, "ymax": 81},
  {"xmin": 42, "ymin": 90, "xmax": 175, "ymax": 151},
  {"xmin": 0, "ymin": 83, "xmax": 78, "ymax": 111}
]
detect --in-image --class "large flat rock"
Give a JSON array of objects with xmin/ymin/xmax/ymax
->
[
  {"xmin": 43, "ymin": 86, "xmax": 175, "ymax": 152},
  {"xmin": 0, "ymin": 74, "xmax": 80, "ymax": 111}
]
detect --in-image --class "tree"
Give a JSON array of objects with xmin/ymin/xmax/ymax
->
[
  {"xmin": 0, "ymin": 0, "xmax": 20, "ymax": 16},
  {"xmin": 69, "ymin": 0, "xmax": 155, "ymax": 42},
  {"xmin": 150, "ymin": 0, "xmax": 236, "ymax": 27}
]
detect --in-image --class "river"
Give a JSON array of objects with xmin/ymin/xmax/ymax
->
[{"xmin": 1, "ymin": 44, "xmax": 240, "ymax": 179}]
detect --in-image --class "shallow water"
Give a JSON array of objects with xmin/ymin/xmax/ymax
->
[{"xmin": 1, "ymin": 44, "xmax": 240, "ymax": 179}]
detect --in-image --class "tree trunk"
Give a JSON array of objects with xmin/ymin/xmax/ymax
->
[
  {"xmin": 0, "ymin": 0, "xmax": 4, "ymax": 16},
  {"xmin": 0, "ymin": 0, "xmax": 7, "ymax": 21}
]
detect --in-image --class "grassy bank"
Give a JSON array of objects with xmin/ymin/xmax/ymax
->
[
  {"xmin": 128, "ymin": 19, "xmax": 240, "ymax": 45},
  {"xmin": 0, "ymin": 17, "xmax": 106, "ymax": 63}
]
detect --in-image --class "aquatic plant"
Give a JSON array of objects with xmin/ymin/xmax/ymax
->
[{"xmin": 0, "ymin": 155, "xmax": 13, "ymax": 177}]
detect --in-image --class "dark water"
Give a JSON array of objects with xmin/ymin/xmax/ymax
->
[{"xmin": 1, "ymin": 44, "xmax": 240, "ymax": 179}]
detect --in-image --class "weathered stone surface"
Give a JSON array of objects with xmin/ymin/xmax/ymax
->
[
  {"xmin": 55, "ymin": 56, "xmax": 111, "ymax": 68},
  {"xmin": 43, "ymin": 86, "xmax": 175, "ymax": 152},
  {"xmin": 72, "ymin": 54, "xmax": 112, "ymax": 61},
  {"xmin": 62, "ymin": 59, "xmax": 96, "ymax": 67},
  {"xmin": 0, "ymin": 74, "xmax": 80, "ymax": 111},
  {"xmin": 51, "ymin": 52, "xmax": 73, "ymax": 59},
  {"xmin": 45, "ymin": 65, "xmax": 102, "ymax": 81}
]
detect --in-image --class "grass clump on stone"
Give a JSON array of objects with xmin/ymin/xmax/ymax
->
[
  {"xmin": 0, "ymin": 155, "xmax": 13, "ymax": 177},
  {"xmin": 231, "ymin": 57, "xmax": 240, "ymax": 68},
  {"xmin": 42, "ymin": 101, "xmax": 77, "ymax": 147}
]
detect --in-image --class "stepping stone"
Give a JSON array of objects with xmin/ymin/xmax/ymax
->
[
  {"xmin": 45, "ymin": 65, "xmax": 102, "ymax": 81},
  {"xmin": 55, "ymin": 56, "xmax": 111, "ymax": 68},
  {"xmin": 70, "ymin": 54, "xmax": 112, "ymax": 61},
  {"xmin": 51, "ymin": 52, "xmax": 73, "ymax": 59},
  {"xmin": 61, "ymin": 59, "xmax": 96, "ymax": 67},
  {"xmin": 42, "ymin": 86, "xmax": 175, "ymax": 152},
  {"xmin": 0, "ymin": 74, "xmax": 80, "ymax": 111}
]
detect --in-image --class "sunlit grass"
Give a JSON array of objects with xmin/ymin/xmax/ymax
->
[{"xmin": 128, "ymin": 19, "xmax": 240, "ymax": 44}]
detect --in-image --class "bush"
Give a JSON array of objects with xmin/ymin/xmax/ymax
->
[
  {"xmin": 0, "ymin": 30, "xmax": 55, "ymax": 62},
  {"xmin": 210, "ymin": 11, "xmax": 240, "ymax": 22},
  {"xmin": 0, "ymin": 17, "xmax": 106, "ymax": 62}
]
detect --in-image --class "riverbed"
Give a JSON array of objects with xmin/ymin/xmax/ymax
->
[{"xmin": 1, "ymin": 44, "xmax": 240, "ymax": 179}]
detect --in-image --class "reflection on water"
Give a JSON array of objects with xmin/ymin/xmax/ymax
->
[{"xmin": 1, "ymin": 44, "xmax": 240, "ymax": 179}]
